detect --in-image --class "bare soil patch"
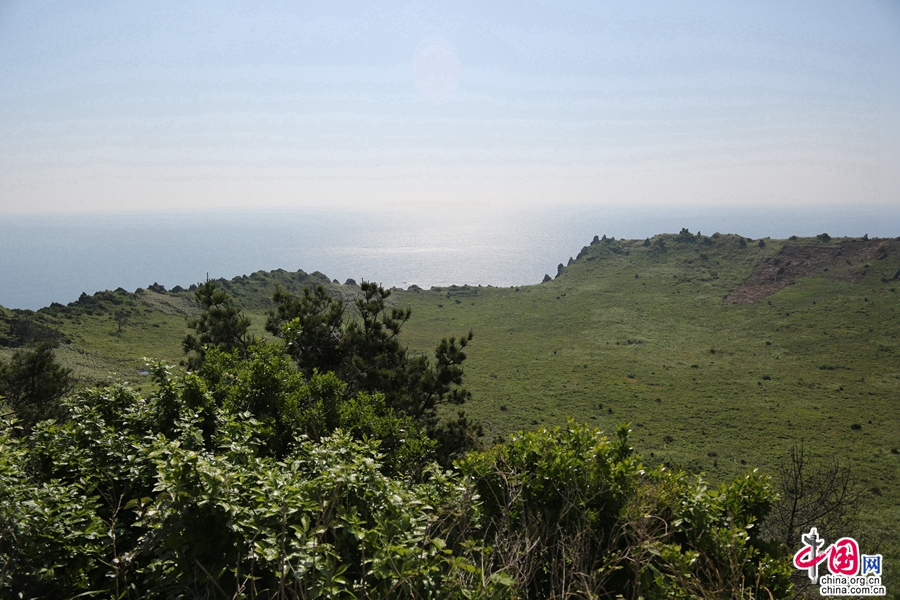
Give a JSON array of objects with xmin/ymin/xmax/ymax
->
[{"xmin": 726, "ymin": 240, "xmax": 891, "ymax": 304}]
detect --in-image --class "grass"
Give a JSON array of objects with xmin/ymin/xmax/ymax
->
[
  {"xmin": 394, "ymin": 240, "xmax": 895, "ymax": 467},
  {"xmin": 4, "ymin": 230, "xmax": 899, "ymax": 584},
  {"xmin": 393, "ymin": 232, "xmax": 900, "ymax": 577}
]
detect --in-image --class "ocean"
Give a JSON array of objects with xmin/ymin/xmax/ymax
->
[{"xmin": 1, "ymin": 203, "xmax": 897, "ymax": 310}]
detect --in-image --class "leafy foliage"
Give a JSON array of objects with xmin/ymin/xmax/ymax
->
[
  {"xmin": 0, "ymin": 321, "xmax": 796, "ymax": 598},
  {"xmin": 180, "ymin": 280, "xmax": 480, "ymax": 468},
  {"xmin": 458, "ymin": 422, "xmax": 792, "ymax": 599},
  {"xmin": 2, "ymin": 379, "xmax": 484, "ymax": 598},
  {"xmin": 196, "ymin": 343, "xmax": 437, "ymax": 473},
  {"xmin": 1, "ymin": 375, "xmax": 793, "ymax": 599}
]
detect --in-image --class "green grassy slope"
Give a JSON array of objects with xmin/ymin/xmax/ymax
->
[
  {"xmin": 0, "ymin": 269, "xmax": 357, "ymax": 387},
  {"xmin": 399, "ymin": 234, "xmax": 899, "ymax": 479},
  {"xmin": 391, "ymin": 232, "xmax": 900, "ymax": 568},
  {"xmin": 3, "ymin": 231, "xmax": 898, "ymax": 558}
]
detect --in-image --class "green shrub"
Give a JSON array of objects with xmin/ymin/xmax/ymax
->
[
  {"xmin": 457, "ymin": 422, "xmax": 791, "ymax": 599},
  {"xmin": 3, "ymin": 382, "xmax": 482, "ymax": 599},
  {"xmin": 1, "ymin": 357, "xmax": 794, "ymax": 598}
]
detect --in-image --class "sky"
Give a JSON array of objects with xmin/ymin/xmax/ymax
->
[{"xmin": 0, "ymin": 0, "xmax": 899, "ymax": 215}]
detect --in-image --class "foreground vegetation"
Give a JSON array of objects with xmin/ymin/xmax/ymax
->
[
  {"xmin": 2, "ymin": 344, "xmax": 792, "ymax": 598},
  {"xmin": 1, "ymin": 229, "xmax": 898, "ymax": 596}
]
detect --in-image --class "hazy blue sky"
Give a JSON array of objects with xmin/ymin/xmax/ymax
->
[{"xmin": 1, "ymin": 0, "xmax": 898, "ymax": 215}]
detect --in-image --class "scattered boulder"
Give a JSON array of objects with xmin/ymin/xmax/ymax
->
[{"xmin": 542, "ymin": 274, "xmax": 552, "ymax": 283}]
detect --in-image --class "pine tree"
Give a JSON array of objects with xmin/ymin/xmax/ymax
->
[
  {"xmin": 0, "ymin": 342, "xmax": 73, "ymax": 428},
  {"xmin": 265, "ymin": 284, "xmax": 345, "ymax": 376},
  {"xmin": 182, "ymin": 280, "xmax": 251, "ymax": 370},
  {"xmin": 268, "ymin": 282, "xmax": 481, "ymax": 458}
]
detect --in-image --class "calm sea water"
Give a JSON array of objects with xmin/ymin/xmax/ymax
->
[{"xmin": 1, "ymin": 203, "xmax": 896, "ymax": 310}]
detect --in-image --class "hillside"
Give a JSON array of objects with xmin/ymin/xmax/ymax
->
[
  {"xmin": 2, "ymin": 230, "xmax": 899, "ymax": 556},
  {"xmin": 394, "ymin": 233, "xmax": 900, "ymax": 531}
]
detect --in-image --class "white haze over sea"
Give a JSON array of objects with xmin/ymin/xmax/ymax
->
[{"xmin": 1, "ymin": 203, "xmax": 897, "ymax": 310}]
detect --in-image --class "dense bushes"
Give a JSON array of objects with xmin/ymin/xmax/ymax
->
[
  {"xmin": 457, "ymin": 423, "xmax": 791, "ymax": 599},
  {"xmin": 1, "ymin": 390, "xmax": 480, "ymax": 598},
  {"xmin": 0, "ymin": 283, "xmax": 794, "ymax": 598},
  {"xmin": 1, "ymin": 356, "xmax": 792, "ymax": 598}
]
